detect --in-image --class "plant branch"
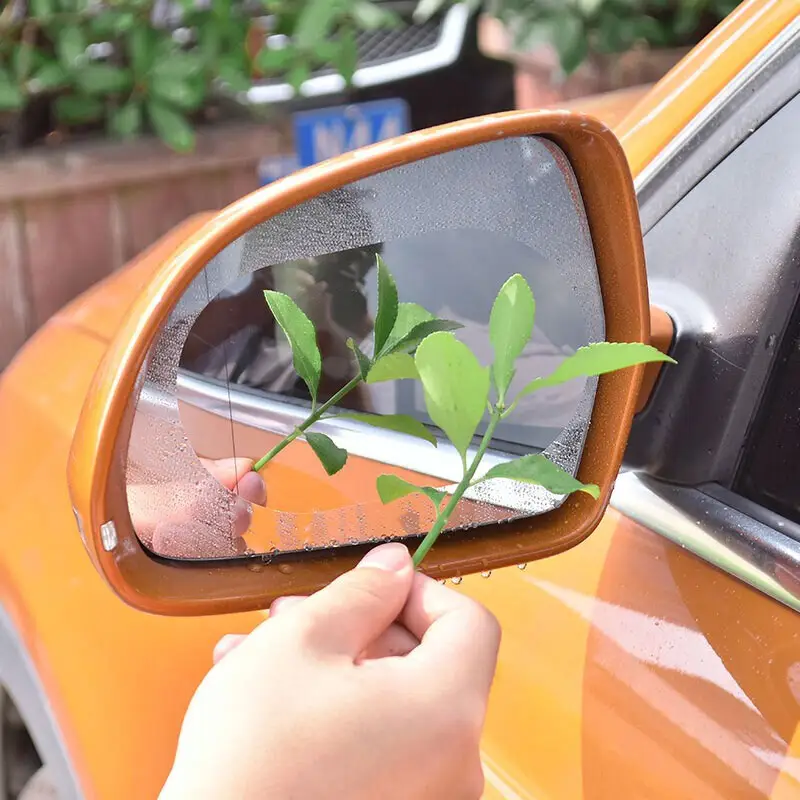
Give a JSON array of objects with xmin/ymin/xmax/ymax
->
[
  {"xmin": 253, "ymin": 374, "xmax": 362, "ymax": 472},
  {"xmin": 412, "ymin": 408, "xmax": 502, "ymax": 567}
]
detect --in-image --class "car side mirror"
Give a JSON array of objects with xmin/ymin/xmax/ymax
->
[{"xmin": 68, "ymin": 111, "xmax": 666, "ymax": 615}]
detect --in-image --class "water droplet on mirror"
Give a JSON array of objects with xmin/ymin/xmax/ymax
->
[
  {"xmin": 247, "ymin": 561, "xmax": 265, "ymax": 573},
  {"xmin": 480, "ymin": 571, "xmax": 492, "ymax": 579},
  {"xmin": 278, "ymin": 563, "xmax": 293, "ymax": 575},
  {"xmin": 517, "ymin": 563, "xmax": 527, "ymax": 570},
  {"xmin": 451, "ymin": 576, "xmax": 463, "ymax": 585}
]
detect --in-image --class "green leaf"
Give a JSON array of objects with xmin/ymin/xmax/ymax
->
[
  {"xmin": 338, "ymin": 412, "xmax": 437, "ymax": 446},
  {"xmin": 373, "ymin": 254, "xmax": 398, "ymax": 356},
  {"xmin": 387, "ymin": 317, "xmax": 464, "ymax": 356},
  {"xmin": 54, "ymin": 94, "xmax": 104, "ymax": 124},
  {"xmin": 30, "ymin": 0, "xmax": 54, "ymax": 18},
  {"xmin": 75, "ymin": 64, "xmax": 132, "ymax": 96},
  {"xmin": 263, "ymin": 290, "xmax": 322, "ymax": 405},
  {"xmin": 352, "ymin": 1, "xmax": 400, "ymax": 29},
  {"xmin": 152, "ymin": 52, "xmax": 205, "ymax": 82},
  {"xmin": 13, "ymin": 44, "xmax": 34, "ymax": 81},
  {"xmin": 519, "ymin": 342, "xmax": 676, "ymax": 399},
  {"xmin": 31, "ymin": 61, "xmax": 69, "ymax": 91},
  {"xmin": 346, "ymin": 338, "xmax": 372, "ymax": 380},
  {"xmin": 380, "ymin": 302, "xmax": 463, "ymax": 356},
  {"xmin": 380, "ymin": 302, "xmax": 432, "ymax": 354},
  {"xmin": 414, "ymin": 0, "xmax": 447, "ymax": 23},
  {"xmin": 128, "ymin": 27, "xmax": 157, "ymax": 78},
  {"xmin": 480, "ymin": 454, "xmax": 600, "ymax": 499},
  {"xmin": 305, "ymin": 432, "xmax": 348, "ymax": 476},
  {"xmin": 255, "ymin": 45, "xmax": 294, "ymax": 73},
  {"xmin": 57, "ymin": 26, "xmax": 86, "ymax": 70},
  {"xmin": 109, "ymin": 99, "xmax": 142, "ymax": 139},
  {"xmin": 287, "ymin": 61, "xmax": 311, "ymax": 92},
  {"xmin": 552, "ymin": 13, "xmax": 587, "ymax": 75},
  {"xmin": 147, "ymin": 100, "xmax": 196, "ymax": 153},
  {"xmin": 295, "ymin": 0, "xmax": 340, "ymax": 50},
  {"xmin": 376, "ymin": 474, "xmax": 446, "ymax": 509},
  {"xmin": 218, "ymin": 56, "xmax": 251, "ymax": 93},
  {"xmin": 415, "ymin": 332, "xmax": 490, "ymax": 462},
  {"xmin": 0, "ymin": 70, "xmax": 23, "ymax": 111},
  {"xmin": 333, "ymin": 28, "xmax": 358, "ymax": 83},
  {"xmin": 150, "ymin": 73, "xmax": 205, "ymax": 111},
  {"xmin": 367, "ymin": 352, "xmax": 418, "ymax": 383},
  {"xmin": 490, "ymin": 273, "xmax": 535, "ymax": 403}
]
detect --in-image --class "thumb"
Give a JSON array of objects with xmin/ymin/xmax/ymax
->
[{"xmin": 292, "ymin": 543, "xmax": 414, "ymax": 659}]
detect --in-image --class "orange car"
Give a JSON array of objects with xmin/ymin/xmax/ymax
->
[{"xmin": 2, "ymin": 1, "xmax": 800, "ymax": 798}]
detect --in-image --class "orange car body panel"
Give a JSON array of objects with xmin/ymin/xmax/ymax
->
[{"xmin": 1, "ymin": 0, "xmax": 799, "ymax": 797}]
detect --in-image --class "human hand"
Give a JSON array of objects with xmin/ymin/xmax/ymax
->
[
  {"xmin": 128, "ymin": 457, "xmax": 266, "ymax": 558},
  {"xmin": 161, "ymin": 543, "xmax": 501, "ymax": 800}
]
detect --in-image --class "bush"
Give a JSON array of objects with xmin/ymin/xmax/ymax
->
[{"xmin": 0, "ymin": 0, "xmax": 399, "ymax": 152}]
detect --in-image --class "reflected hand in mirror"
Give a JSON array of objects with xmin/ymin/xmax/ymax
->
[{"xmin": 127, "ymin": 457, "xmax": 266, "ymax": 558}]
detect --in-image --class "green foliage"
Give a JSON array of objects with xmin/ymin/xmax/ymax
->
[
  {"xmin": 0, "ymin": 0, "xmax": 403, "ymax": 151},
  {"xmin": 415, "ymin": 332, "xmax": 490, "ymax": 464},
  {"xmin": 376, "ymin": 475, "xmax": 447, "ymax": 509},
  {"xmin": 264, "ymin": 289, "xmax": 323, "ymax": 407},
  {"xmin": 255, "ymin": 260, "xmax": 676, "ymax": 568},
  {"xmin": 305, "ymin": 432, "xmax": 348, "ymax": 476}
]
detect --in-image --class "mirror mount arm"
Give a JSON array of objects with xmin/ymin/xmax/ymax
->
[{"xmin": 636, "ymin": 306, "xmax": 675, "ymax": 413}]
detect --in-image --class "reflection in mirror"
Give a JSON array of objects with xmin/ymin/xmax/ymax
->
[{"xmin": 124, "ymin": 135, "xmax": 605, "ymax": 560}]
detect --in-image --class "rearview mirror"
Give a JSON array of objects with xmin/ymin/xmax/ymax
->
[{"xmin": 68, "ymin": 111, "xmax": 659, "ymax": 615}]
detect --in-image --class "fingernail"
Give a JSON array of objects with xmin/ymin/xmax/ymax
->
[
  {"xmin": 237, "ymin": 471, "xmax": 267, "ymax": 506},
  {"xmin": 358, "ymin": 543, "xmax": 410, "ymax": 572}
]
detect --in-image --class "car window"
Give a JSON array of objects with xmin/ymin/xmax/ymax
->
[{"xmin": 734, "ymin": 296, "xmax": 800, "ymax": 524}]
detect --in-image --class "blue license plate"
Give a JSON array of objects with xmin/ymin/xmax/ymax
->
[{"xmin": 258, "ymin": 98, "xmax": 410, "ymax": 186}]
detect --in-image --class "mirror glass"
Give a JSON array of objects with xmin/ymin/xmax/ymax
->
[{"xmin": 125, "ymin": 135, "xmax": 604, "ymax": 560}]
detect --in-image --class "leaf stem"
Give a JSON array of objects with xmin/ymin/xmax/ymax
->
[
  {"xmin": 252, "ymin": 374, "xmax": 362, "ymax": 472},
  {"xmin": 412, "ymin": 408, "xmax": 502, "ymax": 567}
]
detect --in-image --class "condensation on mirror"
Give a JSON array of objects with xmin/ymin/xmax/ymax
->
[{"xmin": 124, "ymin": 135, "xmax": 605, "ymax": 560}]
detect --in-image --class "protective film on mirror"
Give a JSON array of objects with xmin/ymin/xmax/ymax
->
[{"xmin": 126, "ymin": 136, "xmax": 604, "ymax": 560}]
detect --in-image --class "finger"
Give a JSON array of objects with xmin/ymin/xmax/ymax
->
[
  {"xmin": 199, "ymin": 457, "xmax": 255, "ymax": 490},
  {"xmin": 400, "ymin": 573, "xmax": 501, "ymax": 694},
  {"xmin": 269, "ymin": 594, "xmax": 418, "ymax": 659},
  {"xmin": 358, "ymin": 623, "xmax": 418, "ymax": 661},
  {"xmin": 269, "ymin": 595, "xmax": 306, "ymax": 616},
  {"xmin": 235, "ymin": 471, "xmax": 267, "ymax": 506},
  {"xmin": 232, "ymin": 496, "xmax": 253, "ymax": 538},
  {"xmin": 280, "ymin": 543, "xmax": 414, "ymax": 659},
  {"xmin": 213, "ymin": 634, "xmax": 248, "ymax": 664}
]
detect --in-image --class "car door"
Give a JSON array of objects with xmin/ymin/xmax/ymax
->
[{"xmin": 468, "ymin": 22, "xmax": 800, "ymax": 800}]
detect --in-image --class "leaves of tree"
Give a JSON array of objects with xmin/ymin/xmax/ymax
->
[
  {"xmin": 55, "ymin": 94, "xmax": 104, "ymax": 124},
  {"xmin": 75, "ymin": 64, "xmax": 133, "ymax": 96},
  {"xmin": 306, "ymin": 432, "xmax": 348, "ymax": 476},
  {"xmin": 57, "ymin": 26, "xmax": 86, "ymax": 70},
  {"xmin": 373, "ymin": 254, "xmax": 398, "ymax": 357},
  {"xmin": 346, "ymin": 338, "xmax": 372, "ymax": 380},
  {"xmin": 0, "ymin": 70, "xmax": 23, "ymax": 111},
  {"xmin": 519, "ymin": 342, "xmax": 676, "ymax": 398},
  {"xmin": 367, "ymin": 352, "xmax": 418, "ymax": 383},
  {"xmin": 109, "ymin": 99, "xmax": 142, "ymax": 139},
  {"xmin": 147, "ymin": 100, "xmax": 195, "ymax": 152},
  {"xmin": 415, "ymin": 332, "xmax": 490, "ymax": 462},
  {"xmin": 490, "ymin": 273, "xmax": 535, "ymax": 403},
  {"xmin": 376, "ymin": 474, "xmax": 446, "ymax": 509},
  {"xmin": 479, "ymin": 454, "xmax": 599, "ymax": 499},
  {"xmin": 338, "ymin": 412, "xmax": 437, "ymax": 446},
  {"xmin": 263, "ymin": 290, "xmax": 322, "ymax": 406}
]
